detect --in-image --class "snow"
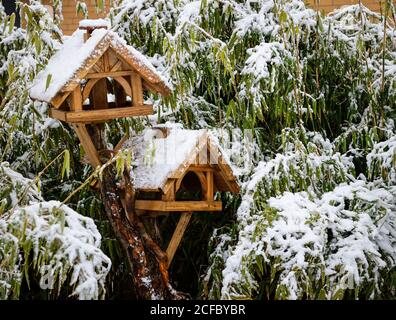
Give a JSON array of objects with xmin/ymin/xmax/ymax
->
[
  {"xmin": 214, "ymin": 128, "xmax": 396, "ymax": 299},
  {"xmin": 30, "ymin": 28, "xmax": 108, "ymax": 102},
  {"xmin": 79, "ymin": 19, "xmax": 110, "ymax": 29},
  {"xmin": 121, "ymin": 124, "xmax": 237, "ymax": 191},
  {"xmin": 8, "ymin": 200, "xmax": 112, "ymax": 300},
  {"xmin": 221, "ymin": 177, "xmax": 396, "ymax": 299},
  {"xmin": 122, "ymin": 124, "xmax": 206, "ymax": 190},
  {"xmin": 0, "ymin": 164, "xmax": 111, "ymax": 300},
  {"xmin": 242, "ymin": 42, "xmax": 284, "ymax": 86},
  {"xmin": 178, "ymin": 1, "xmax": 201, "ymax": 25},
  {"xmin": 109, "ymin": 31, "xmax": 171, "ymax": 87},
  {"xmin": 0, "ymin": 162, "xmax": 42, "ymax": 207},
  {"xmin": 367, "ymin": 135, "xmax": 396, "ymax": 184}
]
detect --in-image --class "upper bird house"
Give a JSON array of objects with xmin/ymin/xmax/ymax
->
[{"xmin": 30, "ymin": 19, "xmax": 171, "ymax": 124}]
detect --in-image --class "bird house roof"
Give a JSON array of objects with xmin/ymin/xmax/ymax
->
[
  {"xmin": 122, "ymin": 125, "xmax": 240, "ymax": 194},
  {"xmin": 30, "ymin": 21, "xmax": 171, "ymax": 104}
]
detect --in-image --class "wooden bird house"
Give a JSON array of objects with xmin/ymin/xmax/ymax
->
[
  {"xmin": 122, "ymin": 125, "xmax": 239, "ymax": 264},
  {"xmin": 30, "ymin": 19, "xmax": 171, "ymax": 168},
  {"xmin": 30, "ymin": 19, "xmax": 170, "ymax": 124},
  {"xmin": 124, "ymin": 126, "xmax": 239, "ymax": 212}
]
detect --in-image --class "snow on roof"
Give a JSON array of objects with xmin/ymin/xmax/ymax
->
[
  {"xmin": 30, "ymin": 24, "xmax": 171, "ymax": 103},
  {"xmin": 123, "ymin": 125, "xmax": 203, "ymax": 190},
  {"xmin": 122, "ymin": 125, "xmax": 237, "ymax": 192},
  {"xmin": 30, "ymin": 28, "xmax": 107, "ymax": 102},
  {"xmin": 79, "ymin": 19, "xmax": 110, "ymax": 29}
]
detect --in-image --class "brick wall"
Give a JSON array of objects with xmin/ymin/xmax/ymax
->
[
  {"xmin": 37, "ymin": 1, "xmax": 388, "ymax": 35},
  {"xmin": 42, "ymin": 0, "xmax": 110, "ymax": 35},
  {"xmin": 307, "ymin": 0, "xmax": 383, "ymax": 13}
]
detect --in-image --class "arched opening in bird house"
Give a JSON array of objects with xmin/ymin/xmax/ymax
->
[
  {"xmin": 175, "ymin": 171, "xmax": 206, "ymax": 201},
  {"xmin": 81, "ymin": 76, "xmax": 135, "ymax": 110}
]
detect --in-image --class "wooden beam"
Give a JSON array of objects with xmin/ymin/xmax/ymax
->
[
  {"xmin": 114, "ymin": 78, "xmax": 127, "ymax": 108},
  {"xmin": 82, "ymin": 78, "xmax": 101, "ymax": 102},
  {"xmin": 91, "ymin": 78, "xmax": 108, "ymax": 110},
  {"xmin": 72, "ymin": 124, "xmax": 101, "ymax": 168},
  {"xmin": 49, "ymin": 105, "xmax": 153, "ymax": 123},
  {"xmin": 113, "ymin": 133, "xmax": 129, "ymax": 153},
  {"xmin": 91, "ymin": 63, "xmax": 103, "ymax": 73},
  {"xmin": 71, "ymin": 86, "xmax": 82, "ymax": 111},
  {"xmin": 103, "ymin": 51, "xmax": 110, "ymax": 72},
  {"xmin": 49, "ymin": 108, "xmax": 66, "ymax": 121},
  {"xmin": 113, "ymin": 76, "xmax": 132, "ymax": 97},
  {"xmin": 195, "ymin": 172, "xmax": 208, "ymax": 196},
  {"xmin": 110, "ymin": 60, "xmax": 122, "ymax": 72},
  {"xmin": 162, "ymin": 180, "xmax": 175, "ymax": 201},
  {"xmin": 134, "ymin": 200, "xmax": 222, "ymax": 212},
  {"xmin": 162, "ymin": 180, "xmax": 175, "ymax": 198},
  {"xmin": 207, "ymin": 140, "xmax": 240, "ymax": 194},
  {"xmin": 166, "ymin": 212, "xmax": 192, "ymax": 267},
  {"xmin": 131, "ymin": 72, "xmax": 143, "ymax": 106},
  {"xmin": 51, "ymin": 92, "xmax": 71, "ymax": 109},
  {"xmin": 108, "ymin": 48, "xmax": 119, "ymax": 70},
  {"xmin": 142, "ymin": 80, "xmax": 163, "ymax": 95},
  {"xmin": 206, "ymin": 171, "xmax": 214, "ymax": 201},
  {"xmin": 175, "ymin": 176, "xmax": 184, "ymax": 193},
  {"xmin": 188, "ymin": 165, "xmax": 215, "ymax": 172},
  {"xmin": 86, "ymin": 70, "xmax": 135, "ymax": 79}
]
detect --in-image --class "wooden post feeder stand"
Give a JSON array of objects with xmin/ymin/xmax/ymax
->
[{"xmin": 30, "ymin": 20, "xmax": 240, "ymax": 267}]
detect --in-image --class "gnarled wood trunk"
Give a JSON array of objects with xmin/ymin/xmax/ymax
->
[{"xmin": 89, "ymin": 124, "xmax": 183, "ymax": 300}]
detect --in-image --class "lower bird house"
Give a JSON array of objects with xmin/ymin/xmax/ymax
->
[{"xmin": 121, "ymin": 125, "xmax": 240, "ymax": 264}]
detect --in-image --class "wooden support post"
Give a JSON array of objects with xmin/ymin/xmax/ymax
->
[
  {"xmin": 82, "ymin": 79, "xmax": 100, "ymax": 102},
  {"xmin": 73, "ymin": 124, "xmax": 102, "ymax": 168},
  {"xmin": 113, "ymin": 133, "xmax": 129, "ymax": 153},
  {"xmin": 103, "ymin": 51, "xmax": 110, "ymax": 72},
  {"xmin": 162, "ymin": 180, "xmax": 175, "ymax": 201},
  {"xmin": 51, "ymin": 92, "xmax": 71, "ymax": 109},
  {"xmin": 131, "ymin": 72, "xmax": 143, "ymax": 106},
  {"xmin": 71, "ymin": 86, "xmax": 82, "ymax": 111},
  {"xmin": 166, "ymin": 212, "xmax": 193, "ymax": 267},
  {"xmin": 206, "ymin": 171, "xmax": 214, "ymax": 201},
  {"xmin": 114, "ymin": 83, "xmax": 127, "ymax": 107},
  {"xmin": 91, "ymin": 78, "xmax": 108, "ymax": 110},
  {"xmin": 83, "ymin": 30, "xmax": 89, "ymax": 42}
]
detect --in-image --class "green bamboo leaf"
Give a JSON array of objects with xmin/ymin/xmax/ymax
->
[
  {"xmin": 126, "ymin": 150, "xmax": 132, "ymax": 169},
  {"xmin": 61, "ymin": 149, "xmax": 70, "ymax": 180},
  {"xmin": 279, "ymin": 10, "xmax": 287, "ymax": 24},
  {"xmin": 9, "ymin": 13, "xmax": 15, "ymax": 33},
  {"xmin": 45, "ymin": 74, "xmax": 52, "ymax": 91},
  {"xmin": 97, "ymin": 0, "xmax": 104, "ymax": 11}
]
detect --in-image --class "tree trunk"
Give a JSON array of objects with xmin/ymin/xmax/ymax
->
[{"xmin": 88, "ymin": 124, "xmax": 183, "ymax": 300}]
